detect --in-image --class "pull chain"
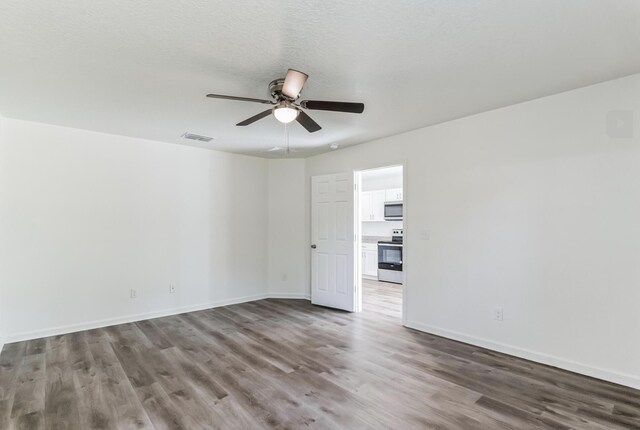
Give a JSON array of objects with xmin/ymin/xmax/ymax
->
[{"xmin": 284, "ymin": 123, "xmax": 290, "ymax": 156}]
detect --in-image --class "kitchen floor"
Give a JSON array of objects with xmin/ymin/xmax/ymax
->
[{"xmin": 362, "ymin": 278, "xmax": 402, "ymax": 319}]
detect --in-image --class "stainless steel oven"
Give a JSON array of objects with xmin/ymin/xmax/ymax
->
[
  {"xmin": 378, "ymin": 229, "xmax": 403, "ymax": 284},
  {"xmin": 384, "ymin": 201, "xmax": 403, "ymax": 221}
]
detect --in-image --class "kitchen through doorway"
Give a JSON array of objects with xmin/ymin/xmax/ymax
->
[{"xmin": 356, "ymin": 165, "xmax": 404, "ymax": 320}]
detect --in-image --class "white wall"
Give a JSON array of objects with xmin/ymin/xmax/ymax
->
[
  {"xmin": 0, "ymin": 119, "xmax": 269, "ymax": 342},
  {"xmin": 0, "ymin": 115, "xmax": 5, "ymax": 353},
  {"xmin": 305, "ymin": 73, "xmax": 640, "ymax": 388},
  {"xmin": 267, "ymin": 159, "xmax": 308, "ymax": 298}
]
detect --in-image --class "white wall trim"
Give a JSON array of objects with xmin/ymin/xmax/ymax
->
[
  {"xmin": 268, "ymin": 292, "xmax": 311, "ymax": 300},
  {"xmin": 3, "ymin": 293, "xmax": 312, "ymax": 344},
  {"xmin": 5, "ymin": 293, "xmax": 268, "ymax": 344},
  {"xmin": 404, "ymin": 320, "xmax": 640, "ymax": 390}
]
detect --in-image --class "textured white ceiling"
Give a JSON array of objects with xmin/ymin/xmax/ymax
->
[{"xmin": 1, "ymin": 1, "xmax": 640, "ymax": 158}]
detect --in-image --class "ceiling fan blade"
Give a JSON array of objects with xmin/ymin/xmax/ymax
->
[
  {"xmin": 207, "ymin": 94, "xmax": 273, "ymax": 104},
  {"xmin": 237, "ymin": 109, "xmax": 273, "ymax": 126},
  {"xmin": 299, "ymin": 100, "xmax": 364, "ymax": 114},
  {"xmin": 282, "ymin": 69, "xmax": 308, "ymax": 99},
  {"xmin": 296, "ymin": 110, "xmax": 322, "ymax": 133}
]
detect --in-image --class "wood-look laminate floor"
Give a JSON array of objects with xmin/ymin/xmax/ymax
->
[
  {"xmin": 1, "ymin": 299, "xmax": 639, "ymax": 429},
  {"xmin": 362, "ymin": 278, "xmax": 402, "ymax": 318}
]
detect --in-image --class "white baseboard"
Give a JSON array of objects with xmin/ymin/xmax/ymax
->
[
  {"xmin": 268, "ymin": 292, "xmax": 311, "ymax": 300},
  {"xmin": 5, "ymin": 293, "xmax": 271, "ymax": 344},
  {"xmin": 3, "ymin": 293, "xmax": 312, "ymax": 345},
  {"xmin": 404, "ymin": 320, "xmax": 640, "ymax": 390}
]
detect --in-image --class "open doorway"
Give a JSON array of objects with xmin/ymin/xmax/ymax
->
[{"xmin": 356, "ymin": 165, "xmax": 404, "ymax": 319}]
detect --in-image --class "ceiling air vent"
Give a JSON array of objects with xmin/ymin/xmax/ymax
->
[{"xmin": 181, "ymin": 132, "xmax": 213, "ymax": 142}]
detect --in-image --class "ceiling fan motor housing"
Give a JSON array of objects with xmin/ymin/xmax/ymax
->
[{"xmin": 269, "ymin": 78, "xmax": 290, "ymax": 100}]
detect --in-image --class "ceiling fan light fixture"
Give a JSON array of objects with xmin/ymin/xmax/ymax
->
[{"xmin": 273, "ymin": 106, "xmax": 299, "ymax": 124}]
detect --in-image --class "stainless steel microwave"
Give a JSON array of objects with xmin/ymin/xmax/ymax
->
[{"xmin": 384, "ymin": 201, "xmax": 403, "ymax": 221}]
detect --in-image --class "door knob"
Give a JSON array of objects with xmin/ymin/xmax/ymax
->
[{"xmin": 311, "ymin": 244, "xmax": 317, "ymax": 249}]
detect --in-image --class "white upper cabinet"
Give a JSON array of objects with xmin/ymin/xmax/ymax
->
[
  {"xmin": 360, "ymin": 191, "xmax": 373, "ymax": 221},
  {"xmin": 361, "ymin": 190, "xmax": 387, "ymax": 222},
  {"xmin": 371, "ymin": 190, "xmax": 386, "ymax": 221},
  {"xmin": 385, "ymin": 188, "xmax": 403, "ymax": 202},
  {"xmin": 362, "ymin": 188, "xmax": 403, "ymax": 222}
]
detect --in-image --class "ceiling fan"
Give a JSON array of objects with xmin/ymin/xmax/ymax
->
[{"xmin": 206, "ymin": 69, "xmax": 364, "ymax": 133}]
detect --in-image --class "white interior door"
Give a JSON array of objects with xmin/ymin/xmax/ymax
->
[{"xmin": 311, "ymin": 173, "xmax": 355, "ymax": 311}]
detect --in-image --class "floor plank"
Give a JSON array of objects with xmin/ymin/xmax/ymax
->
[
  {"xmin": 362, "ymin": 278, "xmax": 402, "ymax": 318},
  {"xmin": 0, "ymin": 294, "xmax": 638, "ymax": 429}
]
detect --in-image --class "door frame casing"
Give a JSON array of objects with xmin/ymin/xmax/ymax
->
[{"xmin": 354, "ymin": 162, "xmax": 407, "ymax": 322}]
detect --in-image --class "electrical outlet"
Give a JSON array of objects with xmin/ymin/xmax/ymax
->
[
  {"xmin": 494, "ymin": 307, "xmax": 504, "ymax": 321},
  {"xmin": 130, "ymin": 288, "xmax": 138, "ymax": 299},
  {"xmin": 169, "ymin": 283, "xmax": 176, "ymax": 294},
  {"xmin": 419, "ymin": 230, "xmax": 430, "ymax": 240}
]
